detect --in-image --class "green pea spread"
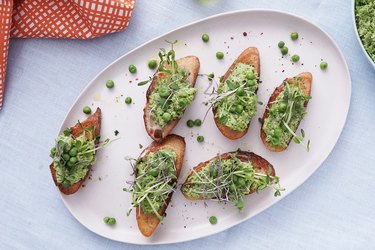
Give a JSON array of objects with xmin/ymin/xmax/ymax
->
[
  {"xmin": 263, "ymin": 80, "xmax": 308, "ymax": 148},
  {"xmin": 214, "ymin": 63, "xmax": 259, "ymax": 131},
  {"xmin": 50, "ymin": 131, "xmax": 96, "ymax": 187},
  {"xmin": 149, "ymin": 71, "xmax": 196, "ymax": 127},
  {"xmin": 356, "ymin": 0, "xmax": 375, "ymax": 62},
  {"xmin": 133, "ymin": 149, "xmax": 177, "ymax": 216}
]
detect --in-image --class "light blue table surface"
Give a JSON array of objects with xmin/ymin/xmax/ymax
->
[{"xmin": 1, "ymin": 0, "xmax": 375, "ymax": 249}]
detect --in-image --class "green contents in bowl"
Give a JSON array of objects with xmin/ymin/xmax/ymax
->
[{"xmin": 355, "ymin": 0, "xmax": 375, "ymax": 62}]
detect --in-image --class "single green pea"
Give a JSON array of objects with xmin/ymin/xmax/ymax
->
[
  {"xmin": 83, "ymin": 106, "xmax": 92, "ymax": 114},
  {"xmin": 158, "ymin": 87, "xmax": 170, "ymax": 98},
  {"xmin": 74, "ymin": 140, "xmax": 82, "ymax": 149},
  {"xmin": 62, "ymin": 154, "xmax": 70, "ymax": 162},
  {"xmin": 271, "ymin": 137, "xmax": 280, "ymax": 145},
  {"xmin": 162, "ymin": 112, "xmax": 172, "ymax": 122},
  {"xmin": 149, "ymin": 168, "xmax": 160, "ymax": 177},
  {"xmin": 69, "ymin": 157, "xmax": 78, "ymax": 164},
  {"xmin": 62, "ymin": 179, "xmax": 71, "ymax": 188},
  {"xmin": 194, "ymin": 119, "xmax": 202, "ymax": 126},
  {"xmin": 106, "ymin": 80, "xmax": 114, "ymax": 89},
  {"xmin": 125, "ymin": 97, "xmax": 132, "ymax": 104},
  {"xmin": 210, "ymin": 167, "xmax": 218, "ymax": 178},
  {"xmin": 278, "ymin": 102, "xmax": 287, "ymax": 112},
  {"xmin": 236, "ymin": 105, "xmax": 244, "ymax": 114},
  {"xmin": 209, "ymin": 216, "xmax": 217, "ymax": 225},
  {"xmin": 320, "ymin": 61, "xmax": 328, "ymax": 70},
  {"xmin": 197, "ymin": 135, "xmax": 204, "ymax": 143},
  {"xmin": 202, "ymin": 33, "xmax": 209, "ymax": 42},
  {"xmin": 247, "ymin": 73, "xmax": 256, "ymax": 81},
  {"xmin": 68, "ymin": 147, "xmax": 78, "ymax": 157},
  {"xmin": 170, "ymin": 82, "xmax": 179, "ymax": 90},
  {"xmin": 148, "ymin": 59, "xmax": 158, "ymax": 69},
  {"xmin": 237, "ymin": 177, "xmax": 246, "ymax": 186},
  {"xmin": 186, "ymin": 119, "xmax": 194, "ymax": 128},
  {"xmin": 281, "ymin": 46, "xmax": 288, "ymax": 55},
  {"xmin": 291, "ymin": 54, "xmax": 300, "ymax": 62},
  {"xmin": 235, "ymin": 200, "xmax": 244, "ymax": 210},
  {"xmin": 179, "ymin": 98, "xmax": 188, "ymax": 107},
  {"xmin": 278, "ymin": 41, "xmax": 285, "ymax": 48},
  {"xmin": 216, "ymin": 52, "xmax": 224, "ymax": 59},
  {"xmin": 218, "ymin": 116, "xmax": 228, "ymax": 124},
  {"xmin": 236, "ymin": 87, "xmax": 245, "ymax": 96},
  {"xmin": 50, "ymin": 147, "xmax": 57, "ymax": 155},
  {"xmin": 128, "ymin": 64, "xmax": 137, "ymax": 73},
  {"xmin": 247, "ymin": 80, "xmax": 256, "ymax": 87},
  {"xmin": 63, "ymin": 128, "xmax": 71, "ymax": 136},
  {"xmin": 227, "ymin": 80, "xmax": 238, "ymax": 90},
  {"xmin": 291, "ymin": 32, "xmax": 299, "ymax": 40},
  {"xmin": 67, "ymin": 161, "xmax": 75, "ymax": 168},
  {"xmin": 274, "ymin": 127, "xmax": 283, "ymax": 137}
]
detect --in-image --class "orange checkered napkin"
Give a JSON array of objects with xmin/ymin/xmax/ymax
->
[{"xmin": 0, "ymin": 0, "xmax": 136, "ymax": 110}]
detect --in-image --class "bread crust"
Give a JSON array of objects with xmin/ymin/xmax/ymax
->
[
  {"xmin": 181, "ymin": 151, "xmax": 275, "ymax": 200},
  {"xmin": 50, "ymin": 107, "xmax": 101, "ymax": 195},
  {"xmin": 143, "ymin": 56, "xmax": 200, "ymax": 141},
  {"xmin": 135, "ymin": 134, "xmax": 186, "ymax": 237},
  {"xmin": 260, "ymin": 72, "xmax": 312, "ymax": 152},
  {"xmin": 213, "ymin": 47, "xmax": 260, "ymax": 140}
]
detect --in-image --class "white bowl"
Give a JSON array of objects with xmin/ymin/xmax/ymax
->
[{"xmin": 353, "ymin": 0, "xmax": 375, "ymax": 68}]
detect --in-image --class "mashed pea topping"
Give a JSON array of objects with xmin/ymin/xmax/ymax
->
[
  {"xmin": 129, "ymin": 149, "xmax": 177, "ymax": 220},
  {"xmin": 149, "ymin": 71, "xmax": 197, "ymax": 127},
  {"xmin": 181, "ymin": 152, "xmax": 283, "ymax": 210},
  {"xmin": 50, "ymin": 128, "xmax": 97, "ymax": 187},
  {"xmin": 263, "ymin": 78, "xmax": 310, "ymax": 149},
  {"xmin": 214, "ymin": 63, "xmax": 259, "ymax": 131},
  {"xmin": 356, "ymin": 0, "xmax": 375, "ymax": 62}
]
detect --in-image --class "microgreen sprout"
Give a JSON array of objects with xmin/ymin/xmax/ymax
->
[{"xmin": 124, "ymin": 150, "xmax": 178, "ymax": 221}]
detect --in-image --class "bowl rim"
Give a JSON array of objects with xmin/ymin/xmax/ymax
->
[{"xmin": 352, "ymin": 0, "xmax": 375, "ymax": 68}]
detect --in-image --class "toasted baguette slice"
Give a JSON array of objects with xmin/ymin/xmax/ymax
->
[
  {"xmin": 181, "ymin": 151, "xmax": 275, "ymax": 200},
  {"xmin": 213, "ymin": 47, "xmax": 260, "ymax": 140},
  {"xmin": 144, "ymin": 56, "xmax": 200, "ymax": 141},
  {"xmin": 50, "ymin": 107, "xmax": 101, "ymax": 195},
  {"xmin": 261, "ymin": 72, "xmax": 312, "ymax": 152},
  {"xmin": 136, "ymin": 134, "xmax": 186, "ymax": 237}
]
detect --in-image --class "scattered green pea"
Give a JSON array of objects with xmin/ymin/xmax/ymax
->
[
  {"xmin": 106, "ymin": 80, "xmax": 114, "ymax": 89},
  {"xmin": 194, "ymin": 119, "xmax": 202, "ymax": 126},
  {"xmin": 68, "ymin": 147, "xmax": 77, "ymax": 157},
  {"xmin": 104, "ymin": 217, "xmax": 116, "ymax": 225},
  {"xmin": 69, "ymin": 157, "xmax": 78, "ymax": 164},
  {"xmin": 162, "ymin": 112, "xmax": 171, "ymax": 122},
  {"xmin": 236, "ymin": 87, "xmax": 245, "ymax": 96},
  {"xmin": 320, "ymin": 61, "xmax": 328, "ymax": 70},
  {"xmin": 158, "ymin": 87, "xmax": 170, "ymax": 98},
  {"xmin": 62, "ymin": 179, "xmax": 71, "ymax": 188},
  {"xmin": 62, "ymin": 154, "xmax": 70, "ymax": 162},
  {"xmin": 291, "ymin": 54, "xmax": 300, "ymax": 62},
  {"xmin": 236, "ymin": 105, "xmax": 244, "ymax": 114},
  {"xmin": 209, "ymin": 216, "xmax": 217, "ymax": 225},
  {"xmin": 83, "ymin": 106, "xmax": 92, "ymax": 114},
  {"xmin": 278, "ymin": 41, "xmax": 285, "ymax": 48},
  {"xmin": 67, "ymin": 161, "xmax": 75, "ymax": 168},
  {"xmin": 202, "ymin": 33, "xmax": 209, "ymax": 42},
  {"xmin": 125, "ymin": 97, "xmax": 132, "ymax": 104},
  {"xmin": 281, "ymin": 47, "xmax": 288, "ymax": 55},
  {"xmin": 128, "ymin": 64, "xmax": 137, "ymax": 73},
  {"xmin": 187, "ymin": 120, "xmax": 194, "ymax": 128},
  {"xmin": 216, "ymin": 52, "xmax": 224, "ymax": 59},
  {"xmin": 150, "ymin": 168, "xmax": 160, "ymax": 177},
  {"xmin": 291, "ymin": 32, "xmax": 299, "ymax": 40},
  {"xmin": 148, "ymin": 59, "xmax": 158, "ymax": 69},
  {"xmin": 197, "ymin": 135, "xmax": 204, "ymax": 143}
]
